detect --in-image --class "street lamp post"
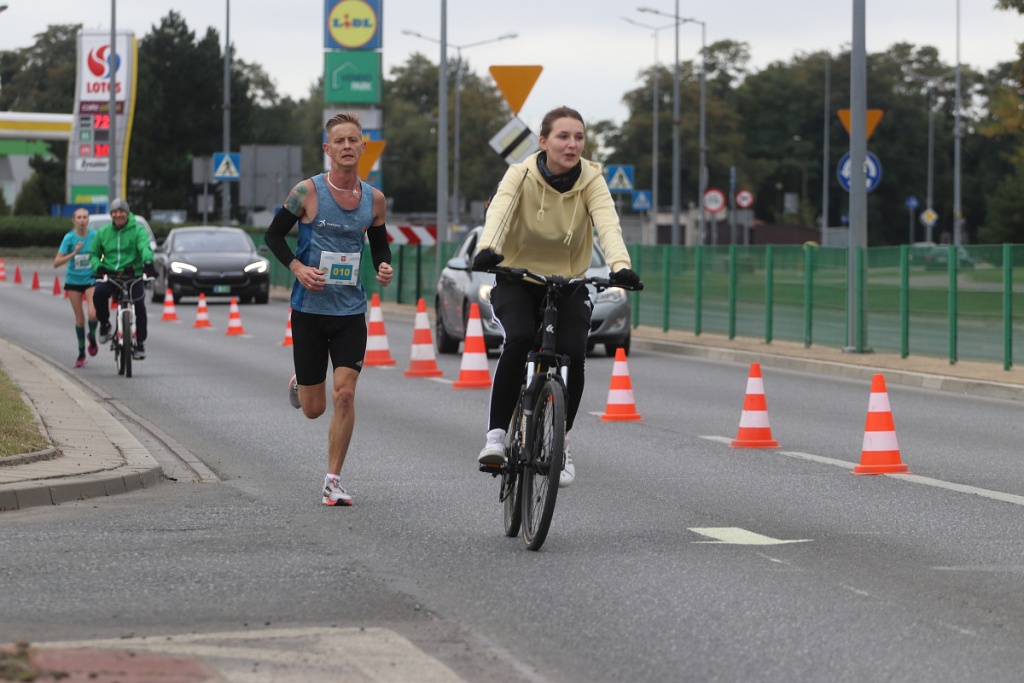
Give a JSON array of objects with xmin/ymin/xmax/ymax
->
[
  {"xmin": 953, "ymin": 0, "xmax": 963, "ymax": 245},
  {"xmin": 681, "ymin": 17, "xmax": 706, "ymax": 245},
  {"xmin": 403, "ymin": 29, "xmax": 517, "ymax": 229},
  {"xmin": 638, "ymin": 3, "xmax": 681, "ymax": 245},
  {"xmin": 623, "ymin": 17, "xmax": 679, "ymax": 245}
]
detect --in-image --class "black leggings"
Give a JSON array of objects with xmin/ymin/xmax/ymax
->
[{"xmin": 488, "ymin": 277, "xmax": 592, "ymax": 434}]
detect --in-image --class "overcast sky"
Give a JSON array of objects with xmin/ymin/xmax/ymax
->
[{"xmin": 3, "ymin": 0, "xmax": 1022, "ymax": 132}]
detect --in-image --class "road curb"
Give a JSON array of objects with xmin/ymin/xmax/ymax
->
[{"xmin": 0, "ymin": 339, "xmax": 163, "ymax": 512}]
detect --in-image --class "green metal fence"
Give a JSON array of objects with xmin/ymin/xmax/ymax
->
[{"xmin": 268, "ymin": 238, "xmax": 1024, "ymax": 370}]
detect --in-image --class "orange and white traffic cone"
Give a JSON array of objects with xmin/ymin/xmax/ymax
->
[
  {"xmin": 452, "ymin": 302, "xmax": 492, "ymax": 389},
  {"xmin": 281, "ymin": 308, "xmax": 294, "ymax": 346},
  {"xmin": 31, "ymin": 271, "xmax": 40, "ymax": 290},
  {"xmin": 193, "ymin": 293, "xmax": 212, "ymax": 328},
  {"xmin": 161, "ymin": 289, "xmax": 179, "ymax": 321},
  {"xmin": 404, "ymin": 298, "xmax": 443, "ymax": 378},
  {"xmin": 730, "ymin": 362, "xmax": 779, "ymax": 448},
  {"xmin": 364, "ymin": 293, "xmax": 396, "ymax": 366},
  {"xmin": 854, "ymin": 374, "xmax": 910, "ymax": 475},
  {"xmin": 0, "ymin": 258, "xmax": 7, "ymax": 281},
  {"xmin": 13, "ymin": 265, "xmax": 21, "ymax": 284},
  {"xmin": 600, "ymin": 348, "xmax": 643, "ymax": 421},
  {"xmin": 52, "ymin": 276, "xmax": 62, "ymax": 296},
  {"xmin": 225, "ymin": 297, "xmax": 245, "ymax": 335}
]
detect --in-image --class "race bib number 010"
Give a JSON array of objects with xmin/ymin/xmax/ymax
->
[{"xmin": 319, "ymin": 251, "xmax": 361, "ymax": 286}]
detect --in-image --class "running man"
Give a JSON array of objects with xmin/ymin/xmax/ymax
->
[{"xmin": 264, "ymin": 112, "xmax": 394, "ymax": 506}]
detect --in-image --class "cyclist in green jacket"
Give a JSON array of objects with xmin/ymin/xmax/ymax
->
[{"xmin": 89, "ymin": 198, "xmax": 156, "ymax": 360}]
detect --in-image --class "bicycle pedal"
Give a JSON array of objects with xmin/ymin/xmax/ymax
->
[{"xmin": 478, "ymin": 463, "xmax": 504, "ymax": 475}]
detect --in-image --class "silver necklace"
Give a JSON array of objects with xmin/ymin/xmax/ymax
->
[{"xmin": 325, "ymin": 173, "xmax": 360, "ymax": 195}]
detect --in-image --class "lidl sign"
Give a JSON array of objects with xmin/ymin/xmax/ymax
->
[{"xmin": 325, "ymin": 0, "xmax": 382, "ymax": 50}]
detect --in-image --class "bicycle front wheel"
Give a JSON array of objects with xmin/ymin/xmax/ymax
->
[
  {"xmin": 502, "ymin": 387, "xmax": 526, "ymax": 537},
  {"xmin": 521, "ymin": 378, "xmax": 565, "ymax": 551},
  {"xmin": 114, "ymin": 312, "xmax": 126, "ymax": 376},
  {"xmin": 120, "ymin": 308, "xmax": 133, "ymax": 378}
]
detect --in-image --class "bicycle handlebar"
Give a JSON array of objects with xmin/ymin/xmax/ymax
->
[{"xmin": 486, "ymin": 265, "xmax": 644, "ymax": 292}]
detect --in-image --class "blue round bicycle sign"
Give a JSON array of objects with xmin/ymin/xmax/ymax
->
[{"xmin": 837, "ymin": 151, "xmax": 882, "ymax": 193}]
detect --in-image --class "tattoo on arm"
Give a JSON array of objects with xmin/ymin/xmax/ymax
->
[{"xmin": 284, "ymin": 182, "xmax": 307, "ymax": 216}]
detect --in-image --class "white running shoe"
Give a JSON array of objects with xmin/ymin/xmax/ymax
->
[
  {"xmin": 322, "ymin": 479, "xmax": 352, "ymax": 506},
  {"xmin": 288, "ymin": 375, "xmax": 301, "ymax": 409},
  {"xmin": 477, "ymin": 428, "xmax": 507, "ymax": 466},
  {"xmin": 559, "ymin": 441, "xmax": 575, "ymax": 488}
]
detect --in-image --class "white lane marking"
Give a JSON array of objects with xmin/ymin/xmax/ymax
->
[
  {"xmin": 702, "ymin": 436, "xmax": 1024, "ymax": 508},
  {"xmin": 42, "ymin": 627, "xmax": 466, "ymax": 683},
  {"xmin": 887, "ymin": 473, "xmax": 1024, "ymax": 506},
  {"xmin": 689, "ymin": 527, "xmax": 812, "ymax": 545}
]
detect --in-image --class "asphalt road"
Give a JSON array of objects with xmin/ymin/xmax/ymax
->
[{"xmin": 3, "ymin": 264, "xmax": 1024, "ymax": 682}]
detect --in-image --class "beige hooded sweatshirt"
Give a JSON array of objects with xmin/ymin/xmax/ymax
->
[{"xmin": 477, "ymin": 151, "xmax": 631, "ymax": 278}]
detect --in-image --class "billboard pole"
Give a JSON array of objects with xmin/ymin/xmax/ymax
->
[{"xmin": 108, "ymin": 0, "xmax": 117, "ymax": 203}]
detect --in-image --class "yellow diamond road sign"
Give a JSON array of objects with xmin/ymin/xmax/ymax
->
[{"xmin": 920, "ymin": 208, "xmax": 938, "ymax": 227}]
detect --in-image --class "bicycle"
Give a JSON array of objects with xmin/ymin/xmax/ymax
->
[
  {"xmin": 99, "ymin": 273, "xmax": 150, "ymax": 378},
  {"xmin": 481, "ymin": 266, "xmax": 643, "ymax": 551}
]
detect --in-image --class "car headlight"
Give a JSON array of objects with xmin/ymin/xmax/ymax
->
[
  {"xmin": 170, "ymin": 261, "xmax": 198, "ymax": 274},
  {"xmin": 478, "ymin": 283, "xmax": 493, "ymax": 303},
  {"xmin": 594, "ymin": 286, "xmax": 626, "ymax": 304},
  {"xmin": 244, "ymin": 260, "xmax": 268, "ymax": 274}
]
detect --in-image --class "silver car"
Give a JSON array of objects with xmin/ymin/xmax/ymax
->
[{"xmin": 434, "ymin": 226, "xmax": 632, "ymax": 356}]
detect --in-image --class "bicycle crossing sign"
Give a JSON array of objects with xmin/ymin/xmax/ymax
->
[
  {"xmin": 836, "ymin": 151, "xmax": 882, "ymax": 193},
  {"xmin": 632, "ymin": 190, "xmax": 651, "ymax": 212},
  {"xmin": 213, "ymin": 152, "xmax": 241, "ymax": 182},
  {"xmin": 605, "ymin": 164, "xmax": 634, "ymax": 194}
]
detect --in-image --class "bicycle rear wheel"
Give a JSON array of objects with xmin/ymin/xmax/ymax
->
[
  {"xmin": 120, "ymin": 308, "xmax": 133, "ymax": 378},
  {"xmin": 501, "ymin": 388, "xmax": 526, "ymax": 537},
  {"xmin": 521, "ymin": 378, "xmax": 565, "ymax": 551}
]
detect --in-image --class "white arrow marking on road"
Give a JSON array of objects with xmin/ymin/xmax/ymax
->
[{"xmin": 689, "ymin": 527, "xmax": 812, "ymax": 545}]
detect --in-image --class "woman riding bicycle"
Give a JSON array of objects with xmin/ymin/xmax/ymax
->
[{"xmin": 472, "ymin": 105, "xmax": 640, "ymax": 487}]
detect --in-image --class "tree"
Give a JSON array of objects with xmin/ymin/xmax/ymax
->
[
  {"xmin": 980, "ymin": 158, "xmax": 1024, "ymax": 242},
  {"xmin": 13, "ymin": 154, "xmax": 64, "ymax": 215},
  {"xmin": 0, "ymin": 24, "xmax": 79, "ymax": 113},
  {"xmin": 380, "ymin": 53, "xmax": 510, "ymax": 215}
]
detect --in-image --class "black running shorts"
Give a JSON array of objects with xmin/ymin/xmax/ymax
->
[{"xmin": 290, "ymin": 309, "xmax": 367, "ymax": 385}]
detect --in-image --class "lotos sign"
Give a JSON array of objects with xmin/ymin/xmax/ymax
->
[
  {"xmin": 324, "ymin": 0, "xmax": 382, "ymax": 50},
  {"xmin": 78, "ymin": 32, "xmax": 131, "ymax": 102}
]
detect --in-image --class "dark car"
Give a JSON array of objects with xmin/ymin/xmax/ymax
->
[
  {"xmin": 435, "ymin": 226, "xmax": 633, "ymax": 356},
  {"xmin": 151, "ymin": 226, "xmax": 270, "ymax": 304}
]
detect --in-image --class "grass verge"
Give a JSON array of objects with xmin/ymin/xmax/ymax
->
[{"xmin": 0, "ymin": 366, "xmax": 48, "ymax": 457}]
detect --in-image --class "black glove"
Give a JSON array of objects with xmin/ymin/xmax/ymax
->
[
  {"xmin": 610, "ymin": 268, "xmax": 641, "ymax": 289},
  {"xmin": 472, "ymin": 248, "xmax": 504, "ymax": 272},
  {"xmin": 122, "ymin": 265, "xmax": 135, "ymax": 276},
  {"xmin": 97, "ymin": 266, "xmax": 112, "ymax": 277},
  {"xmin": 144, "ymin": 262, "xmax": 156, "ymax": 277}
]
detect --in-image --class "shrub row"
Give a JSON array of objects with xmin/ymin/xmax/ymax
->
[{"xmin": 0, "ymin": 216, "xmax": 266, "ymax": 248}]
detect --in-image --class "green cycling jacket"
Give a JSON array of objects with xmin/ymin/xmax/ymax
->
[{"xmin": 88, "ymin": 212, "xmax": 154, "ymax": 274}]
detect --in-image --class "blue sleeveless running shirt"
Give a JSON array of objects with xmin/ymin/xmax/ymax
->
[{"xmin": 290, "ymin": 174, "xmax": 373, "ymax": 316}]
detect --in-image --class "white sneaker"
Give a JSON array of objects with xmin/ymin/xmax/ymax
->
[
  {"xmin": 477, "ymin": 428, "xmax": 507, "ymax": 466},
  {"xmin": 322, "ymin": 478, "xmax": 352, "ymax": 506},
  {"xmin": 288, "ymin": 375, "xmax": 301, "ymax": 409},
  {"xmin": 559, "ymin": 441, "xmax": 575, "ymax": 488}
]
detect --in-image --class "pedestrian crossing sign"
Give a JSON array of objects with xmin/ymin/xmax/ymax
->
[
  {"xmin": 213, "ymin": 152, "xmax": 241, "ymax": 181},
  {"xmin": 605, "ymin": 164, "xmax": 634, "ymax": 194},
  {"xmin": 632, "ymin": 190, "xmax": 652, "ymax": 212}
]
